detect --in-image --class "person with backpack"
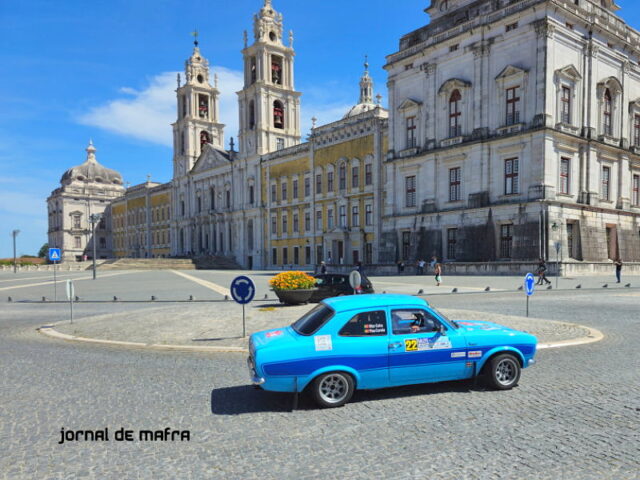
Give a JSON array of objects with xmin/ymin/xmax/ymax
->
[{"xmin": 536, "ymin": 259, "xmax": 551, "ymax": 285}]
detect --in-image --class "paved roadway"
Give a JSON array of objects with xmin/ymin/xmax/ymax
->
[{"xmin": 1, "ymin": 270, "xmax": 639, "ymax": 479}]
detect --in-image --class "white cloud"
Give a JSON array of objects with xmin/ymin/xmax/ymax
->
[{"xmin": 78, "ymin": 67, "xmax": 244, "ymax": 148}]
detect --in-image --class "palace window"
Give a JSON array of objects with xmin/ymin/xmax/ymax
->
[
  {"xmin": 352, "ymin": 166, "xmax": 359, "ymax": 188},
  {"xmin": 282, "ymin": 214, "xmax": 288, "ymax": 234},
  {"xmin": 603, "ymin": 89, "xmax": 613, "ymax": 136},
  {"xmin": 405, "ymin": 175, "xmax": 416, "ymax": 207},
  {"xmin": 449, "ymin": 167, "xmax": 461, "ymax": 201},
  {"xmin": 632, "ymin": 175, "xmax": 639, "ymax": 206},
  {"xmin": 316, "ymin": 210, "xmax": 322, "ymax": 230},
  {"xmin": 327, "ymin": 172, "xmax": 334, "ymax": 192},
  {"xmin": 449, "ymin": 90, "xmax": 462, "ymax": 137},
  {"xmin": 447, "ymin": 228, "xmax": 457, "ymax": 260},
  {"xmin": 249, "ymin": 100, "xmax": 255, "ymax": 130},
  {"xmin": 281, "ymin": 181, "xmax": 287, "ymax": 202},
  {"xmin": 560, "ymin": 158, "xmax": 570, "ymax": 195},
  {"xmin": 74, "ymin": 236, "xmax": 82, "ymax": 249},
  {"xmin": 634, "ymin": 114, "xmax": 640, "ymax": 147},
  {"xmin": 339, "ymin": 164, "xmax": 346, "ymax": 190},
  {"xmin": 602, "ymin": 166, "xmax": 611, "ymax": 201},
  {"xmin": 271, "ymin": 184, "xmax": 276, "ymax": 202},
  {"xmin": 305, "ymin": 212, "xmax": 311, "ymax": 231},
  {"xmin": 316, "ymin": 174, "xmax": 322, "ymax": 194},
  {"xmin": 249, "ymin": 185, "xmax": 255, "ymax": 205},
  {"xmin": 406, "ymin": 116, "xmax": 416, "ymax": 148},
  {"xmin": 402, "ymin": 232, "xmax": 411, "ymax": 261},
  {"xmin": 273, "ymin": 101, "xmax": 284, "ymax": 129},
  {"xmin": 271, "ymin": 216, "xmax": 277, "ymax": 235},
  {"xmin": 328, "ymin": 209, "xmax": 334, "ymax": 229},
  {"xmin": 567, "ymin": 222, "xmax": 575, "ymax": 259},
  {"xmin": 73, "ymin": 214, "xmax": 81, "ymax": 229},
  {"xmin": 339, "ymin": 206, "xmax": 347, "ymax": 227},
  {"xmin": 293, "ymin": 213, "xmax": 299, "ymax": 233},
  {"xmin": 561, "ymin": 86, "xmax": 571, "ymax": 124},
  {"xmin": 250, "ymin": 57, "xmax": 257, "ymax": 84},
  {"xmin": 506, "ymin": 86, "xmax": 521, "ymax": 125},
  {"xmin": 365, "ymin": 164, "xmax": 373, "ymax": 185},
  {"xmin": 304, "ymin": 177, "xmax": 310, "ymax": 197},
  {"xmin": 500, "ymin": 224, "xmax": 513, "ymax": 259},
  {"xmin": 272, "ymin": 248, "xmax": 277, "ymax": 265},
  {"xmin": 226, "ymin": 190, "xmax": 231, "ymax": 208},
  {"xmin": 504, "ymin": 158, "xmax": 519, "ymax": 195},
  {"xmin": 181, "ymin": 95, "xmax": 187, "ymax": 118},
  {"xmin": 196, "ymin": 196, "xmax": 202, "ymax": 213},
  {"xmin": 276, "ymin": 138, "xmax": 285, "ymax": 150},
  {"xmin": 293, "ymin": 179, "xmax": 298, "ymax": 199},
  {"xmin": 209, "ymin": 186, "xmax": 216, "ymax": 209},
  {"xmin": 365, "ymin": 204, "xmax": 373, "ymax": 226},
  {"xmin": 352, "ymin": 206, "xmax": 359, "ymax": 227}
]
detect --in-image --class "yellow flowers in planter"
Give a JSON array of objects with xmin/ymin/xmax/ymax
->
[{"xmin": 270, "ymin": 271, "xmax": 316, "ymax": 290}]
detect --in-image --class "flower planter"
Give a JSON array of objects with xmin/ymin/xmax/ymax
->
[{"xmin": 273, "ymin": 289, "xmax": 315, "ymax": 305}]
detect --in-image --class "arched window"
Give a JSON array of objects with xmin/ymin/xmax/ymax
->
[
  {"xmin": 449, "ymin": 89, "xmax": 462, "ymax": 137},
  {"xmin": 273, "ymin": 101, "xmax": 284, "ymax": 129},
  {"xmin": 249, "ymin": 100, "xmax": 255, "ymax": 129},
  {"xmin": 248, "ymin": 220, "xmax": 254, "ymax": 250},
  {"xmin": 603, "ymin": 88, "xmax": 612, "ymax": 136}
]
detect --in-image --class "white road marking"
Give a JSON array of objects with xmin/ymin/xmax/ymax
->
[
  {"xmin": 0, "ymin": 272, "xmax": 88, "ymax": 284},
  {"xmin": 169, "ymin": 270, "xmax": 231, "ymax": 297},
  {"xmin": 0, "ymin": 272, "xmax": 133, "ymax": 292}
]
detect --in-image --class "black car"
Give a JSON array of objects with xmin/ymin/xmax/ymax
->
[{"xmin": 309, "ymin": 273, "xmax": 375, "ymax": 303}]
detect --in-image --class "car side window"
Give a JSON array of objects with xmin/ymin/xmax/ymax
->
[
  {"xmin": 339, "ymin": 310, "xmax": 387, "ymax": 336},
  {"xmin": 391, "ymin": 309, "xmax": 439, "ymax": 335},
  {"xmin": 333, "ymin": 276, "xmax": 346, "ymax": 285},
  {"xmin": 315, "ymin": 276, "xmax": 326, "ymax": 286}
]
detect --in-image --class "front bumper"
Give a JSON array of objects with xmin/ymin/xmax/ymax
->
[{"xmin": 247, "ymin": 356, "xmax": 265, "ymax": 385}]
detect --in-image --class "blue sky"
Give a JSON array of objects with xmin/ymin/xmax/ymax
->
[{"xmin": 0, "ymin": 0, "xmax": 639, "ymax": 258}]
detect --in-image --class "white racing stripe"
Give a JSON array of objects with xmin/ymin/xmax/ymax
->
[{"xmin": 169, "ymin": 270, "xmax": 231, "ymax": 297}]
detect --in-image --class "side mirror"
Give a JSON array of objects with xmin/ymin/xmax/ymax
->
[{"xmin": 438, "ymin": 323, "xmax": 447, "ymax": 336}]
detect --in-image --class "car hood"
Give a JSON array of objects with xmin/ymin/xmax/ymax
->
[
  {"xmin": 455, "ymin": 320, "xmax": 522, "ymax": 335},
  {"xmin": 251, "ymin": 326, "xmax": 298, "ymax": 351}
]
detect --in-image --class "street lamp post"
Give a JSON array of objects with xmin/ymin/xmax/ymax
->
[
  {"xmin": 12, "ymin": 230, "xmax": 20, "ymax": 274},
  {"xmin": 89, "ymin": 213, "xmax": 103, "ymax": 280}
]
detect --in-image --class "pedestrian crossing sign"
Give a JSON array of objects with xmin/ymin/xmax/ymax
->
[{"xmin": 48, "ymin": 248, "xmax": 61, "ymax": 262}]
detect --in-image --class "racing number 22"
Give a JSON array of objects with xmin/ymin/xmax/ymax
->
[{"xmin": 404, "ymin": 339, "xmax": 418, "ymax": 352}]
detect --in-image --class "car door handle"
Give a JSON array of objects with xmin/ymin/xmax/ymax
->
[{"xmin": 388, "ymin": 342, "xmax": 403, "ymax": 349}]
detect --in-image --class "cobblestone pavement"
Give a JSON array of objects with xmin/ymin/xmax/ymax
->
[
  {"xmin": 1, "ymin": 272, "xmax": 639, "ymax": 479},
  {"xmin": 49, "ymin": 302, "xmax": 591, "ymax": 348}
]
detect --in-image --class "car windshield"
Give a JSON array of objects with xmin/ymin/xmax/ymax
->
[
  {"xmin": 291, "ymin": 304, "xmax": 334, "ymax": 336},
  {"xmin": 431, "ymin": 306, "xmax": 459, "ymax": 329}
]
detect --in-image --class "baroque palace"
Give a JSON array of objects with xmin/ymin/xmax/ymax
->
[{"xmin": 49, "ymin": 0, "xmax": 640, "ymax": 273}]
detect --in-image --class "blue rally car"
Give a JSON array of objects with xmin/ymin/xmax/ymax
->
[{"xmin": 248, "ymin": 294, "xmax": 537, "ymax": 408}]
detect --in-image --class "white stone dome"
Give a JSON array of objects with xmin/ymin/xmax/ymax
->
[{"xmin": 60, "ymin": 141, "xmax": 123, "ymax": 186}]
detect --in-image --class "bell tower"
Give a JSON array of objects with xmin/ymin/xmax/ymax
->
[
  {"xmin": 237, "ymin": 0, "xmax": 301, "ymax": 157},
  {"xmin": 172, "ymin": 36, "xmax": 225, "ymax": 177}
]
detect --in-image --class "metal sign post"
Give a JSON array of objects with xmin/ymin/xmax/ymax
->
[
  {"xmin": 66, "ymin": 279, "xmax": 75, "ymax": 324},
  {"xmin": 524, "ymin": 273, "xmax": 535, "ymax": 317},
  {"xmin": 49, "ymin": 248, "xmax": 61, "ymax": 301},
  {"xmin": 554, "ymin": 241, "xmax": 561, "ymax": 290},
  {"xmin": 230, "ymin": 276, "xmax": 256, "ymax": 338},
  {"xmin": 349, "ymin": 270, "xmax": 362, "ymax": 294}
]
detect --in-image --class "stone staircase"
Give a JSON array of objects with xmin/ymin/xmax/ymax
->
[
  {"xmin": 193, "ymin": 255, "xmax": 242, "ymax": 270},
  {"xmin": 99, "ymin": 258, "xmax": 197, "ymax": 270}
]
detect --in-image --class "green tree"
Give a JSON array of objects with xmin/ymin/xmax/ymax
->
[{"xmin": 38, "ymin": 243, "xmax": 49, "ymax": 258}]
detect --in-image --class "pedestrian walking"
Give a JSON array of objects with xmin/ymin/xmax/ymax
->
[
  {"xmin": 417, "ymin": 259, "xmax": 426, "ymax": 275},
  {"xmin": 397, "ymin": 260, "xmax": 405, "ymax": 273},
  {"xmin": 320, "ymin": 261, "xmax": 327, "ymax": 274},
  {"xmin": 434, "ymin": 263, "xmax": 442, "ymax": 286},
  {"xmin": 615, "ymin": 258, "xmax": 623, "ymax": 283},
  {"xmin": 356, "ymin": 261, "xmax": 364, "ymax": 274},
  {"xmin": 536, "ymin": 258, "xmax": 551, "ymax": 285}
]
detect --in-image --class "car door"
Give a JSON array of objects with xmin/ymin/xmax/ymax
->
[
  {"xmin": 331, "ymin": 275, "xmax": 352, "ymax": 296},
  {"xmin": 311, "ymin": 275, "xmax": 333, "ymax": 302},
  {"xmin": 387, "ymin": 307, "xmax": 468, "ymax": 385},
  {"xmin": 330, "ymin": 309, "xmax": 390, "ymax": 389}
]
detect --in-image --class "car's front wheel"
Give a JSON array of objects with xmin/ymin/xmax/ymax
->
[
  {"xmin": 311, "ymin": 372, "xmax": 354, "ymax": 408},
  {"xmin": 485, "ymin": 354, "xmax": 521, "ymax": 390}
]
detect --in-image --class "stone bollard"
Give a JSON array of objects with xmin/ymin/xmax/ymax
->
[
  {"xmin": 189, "ymin": 295, "xmax": 194, "ymax": 301},
  {"xmin": 8, "ymin": 297, "xmax": 12, "ymax": 302},
  {"xmin": 151, "ymin": 295, "xmax": 156, "ymax": 301}
]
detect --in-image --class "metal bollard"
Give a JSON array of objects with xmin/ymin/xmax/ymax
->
[
  {"xmin": 151, "ymin": 295, "xmax": 156, "ymax": 301},
  {"xmin": 8, "ymin": 296, "xmax": 12, "ymax": 302},
  {"xmin": 113, "ymin": 296, "xmax": 118, "ymax": 301},
  {"xmin": 189, "ymin": 295, "xmax": 194, "ymax": 301}
]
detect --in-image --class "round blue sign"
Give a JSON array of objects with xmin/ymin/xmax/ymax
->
[
  {"xmin": 230, "ymin": 276, "xmax": 256, "ymax": 305},
  {"xmin": 524, "ymin": 273, "xmax": 535, "ymax": 297}
]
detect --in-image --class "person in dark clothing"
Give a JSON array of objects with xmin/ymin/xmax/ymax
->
[
  {"xmin": 536, "ymin": 259, "xmax": 551, "ymax": 285},
  {"xmin": 320, "ymin": 261, "xmax": 327, "ymax": 274},
  {"xmin": 615, "ymin": 258, "xmax": 623, "ymax": 283}
]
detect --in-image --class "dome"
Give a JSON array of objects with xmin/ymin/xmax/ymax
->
[
  {"xmin": 60, "ymin": 141, "xmax": 123, "ymax": 186},
  {"xmin": 343, "ymin": 102, "xmax": 376, "ymax": 119}
]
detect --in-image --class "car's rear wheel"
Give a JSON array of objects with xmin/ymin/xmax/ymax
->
[
  {"xmin": 311, "ymin": 372, "xmax": 354, "ymax": 408},
  {"xmin": 485, "ymin": 354, "xmax": 521, "ymax": 390}
]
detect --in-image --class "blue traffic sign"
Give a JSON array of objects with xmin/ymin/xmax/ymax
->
[
  {"xmin": 524, "ymin": 273, "xmax": 536, "ymax": 297},
  {"xmin": 230, "ymin": 276, "xmax": 256, "ymax": 305},
  {"xmin": 48, "ymin": 248, "xmax": 61, "ymax": 262}
]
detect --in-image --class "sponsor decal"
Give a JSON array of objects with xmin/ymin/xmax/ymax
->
[
  {"xmin": 468, "ymin": 350, "xmax": 482, "ymax": 359},
  {"xmin": 457, "ymin": 321, "xmax": 479, "ymax": 326},
  {"xmin": 266, "ymin": 330, "xmax": 283, "ymax": 338},
  {"xmin": 314, "ymin": 335, "xmax": 333, "ymax": 351},
  {"xmin": 451, "ymin": 352, "xmax": 466, "ymax": 358},
  {"xmin": 404, "ymin": 336, "xmax": 453, "ymax": 352},
  {"xmin": 363, "ymin": 323, "xmax": 385, "ymax": 334}
]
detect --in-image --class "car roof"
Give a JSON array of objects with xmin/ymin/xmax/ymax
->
[{"xmin": 322, "ymin": 294, "xmax": 428, "ymax": 313}]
